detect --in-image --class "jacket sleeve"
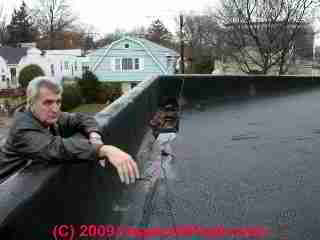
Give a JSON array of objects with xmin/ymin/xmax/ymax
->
[
  {"xmin": 11, "ymin": 127, "xmax": 103, "ymax": 163},
  {"xmin": 58, "ymin": 112, "xmax": 102, "ymax": 138}
]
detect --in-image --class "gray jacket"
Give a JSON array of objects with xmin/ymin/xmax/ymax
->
[{"xmin": 0, "ymin": 110, "xmax": 103, "ymax": 181}]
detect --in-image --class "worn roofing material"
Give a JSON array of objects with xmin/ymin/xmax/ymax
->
[{"xmin": 0, "ymin": 47, "xmax": 28, "ymax": 65}]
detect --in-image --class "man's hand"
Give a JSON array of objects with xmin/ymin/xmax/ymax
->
[{"xmin": 99, "ymin": 145, "xmax": 140, "ymax": 184}]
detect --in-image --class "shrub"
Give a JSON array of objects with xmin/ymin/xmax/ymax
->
[
  {"xmin": 96, "ymin": 82, "xmax": 122, "ymax": 104},
  {"xmin": 61, "ymin": 76, "xmax": 78, "ymax": 85},
  {"xmin": 95, "ymin": 83, "xmax": 109, "ymax": 104},
  {"xmin": 193, "ymin": 58, "xmax": 214, "ymax": 74},
  {"xmin": 19, "ymin": 64, "xmax": 45, "ymax": 88},
  {"xmin": 78, "ymin": 71, "xmax": 101, "ymax": 103},
  {"xmin": 61, "ymin": 84, "xmax": 83, "ymax": 111}
]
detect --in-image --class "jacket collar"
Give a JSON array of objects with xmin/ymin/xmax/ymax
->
[{"xmin": 26, "ymin": 110, "xmax": 59, "ymax": 135}]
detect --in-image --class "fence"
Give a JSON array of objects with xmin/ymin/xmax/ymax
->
[{"xmin": 0, "ymin": 88, "xmax": 25, "ymax": 98}]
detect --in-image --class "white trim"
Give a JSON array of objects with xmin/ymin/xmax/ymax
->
[
  {"xmin": 140, "ymin": 57, "xmax": 144, "ymax": 70},
  {"xmin": 113, "ymin": 58, "xmax": 120, "ymax": 72},
  {"xmin": 111, "ymin": 58, "xmax": 116, "ymax": 71},
  {"xmin": 92, "ymin": 36, "xmax": 167, "ymax": 74}
]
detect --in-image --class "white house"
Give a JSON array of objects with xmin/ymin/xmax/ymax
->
[
  {"xmin": 0, "ymin": 43, "xmax": 89, "ymax": 89},
  {"xmin": 0, "ymin": 46, "xmax": 29, "ymax": 88},
  {"xmin": 0, "ymin": 43, "xmax": 52, "ymax": 88},
  {"xmin": 44, "ymin": 49, "xmax": 89, "ymax": 84},
  {"xmin": 18, "ymin": 47, "xmax": 52, "ymax": 80}
]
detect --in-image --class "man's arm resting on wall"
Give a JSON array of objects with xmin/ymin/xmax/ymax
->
[
  {"xmin": 14, "ymin": 129, "xmax": 102, "ymax": 163},
  {"xmin": 59, "ymin": 112, "xmax": 103, "ymax": 139},
  {"xmin": 11, "ymin": 129, "xmax": 140, "ymax": 184}
]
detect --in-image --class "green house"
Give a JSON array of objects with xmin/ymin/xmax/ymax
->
[{"xmin": 89, "ymin": 36, "xmax": 179, "ymax": 93}]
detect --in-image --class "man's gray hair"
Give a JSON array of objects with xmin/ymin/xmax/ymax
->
[{"xmin": 26, "ymin": 76, "xmax": 63, "ymax": 109}]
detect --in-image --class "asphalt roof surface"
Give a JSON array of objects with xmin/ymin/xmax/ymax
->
[{"xmin": 121, "ymin": 87, "xmax": 320, "ymax": 240}]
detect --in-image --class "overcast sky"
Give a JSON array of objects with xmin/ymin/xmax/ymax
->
[
  {"xmin": 4, "ymin": 0, "xmax": 320, "ymax": 45},
  {"xmin": 6, "ymin": 0, "xmax": 219, "ymax": 36}
]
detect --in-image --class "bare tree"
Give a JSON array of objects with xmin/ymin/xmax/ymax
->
[
  {"xmin": 32, "ymin": 0, "xmax": 78, "ymax": 49},
  {"xmin": 0, "ymin": 4, "xmax": 9, "ymax": 45},
  {"xmin": 95, "ymin": 29, "xmax": 127, "ymax": 48},
  {"xmin": 179, "ymin": 13, "xmax": 207, "ymax": 73},
  {"xmin": 176, "ymin": 12, "xmax": 224, "ymax": 73},
  {"xmin": 128, "ymin": 26, "xmax": 148, "ymax": 38},
  {"xmin": 216, "ymin": 0, "xmax": 316, "ymax": 74},
  {"xmin": 72, "ymin": 23, "xmax": 102, "ymax": 52}
]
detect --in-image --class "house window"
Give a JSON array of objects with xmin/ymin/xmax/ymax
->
[
  {"xmin": 51, "ymin": 64, "xmax": 55, "ymax": 76},
  {"xmin": 82, "ymin": 64, "xmax": 89, "ymax": 73},
  {"xmin": 10, "ymin": 68, "xmax": 16, "ymax": 84},
  {"xmin": 122, "ymin": 58, "xmax": 133, "ymax": 70},
  {"xmin": 64, "ymin": 61, "xmax": 69, "ymax": 70},
  {"xmin": 124, "ymin": 43, "xmax": 129, "ymax": 48},
  {"xmin": 134, "ymin": 58, "xmax": 139, "ymax": 70},
  {"xmin": 114, "ymin": 58, "xmax": 141, "ymax": 71},
  {"xmin": 2, "ymin": 75, "xmax": 5, "ymax": 82}
]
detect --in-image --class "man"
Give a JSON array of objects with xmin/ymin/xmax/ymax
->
[{"xmin": 0, "ymin": 76, "xmax": 140, "ymax": 184}]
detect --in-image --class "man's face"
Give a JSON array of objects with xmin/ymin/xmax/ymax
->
[{"xmin": 32, "ymin": 87, "xmax": 62, "ymax": 127}]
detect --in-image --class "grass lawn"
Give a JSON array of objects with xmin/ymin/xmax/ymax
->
[{"xmin": 70, "ymin": 104, "xmax": 108, "ymax": 114}]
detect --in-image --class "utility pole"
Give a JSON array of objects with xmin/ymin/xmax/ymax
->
[
  {"xmin": 83, "ymin": 33, "xmax": 91, "ymax": 56},
  {"xmin": 83, "ymin": 32, "xmax": 99, "ymax": 56},
  {"xmin": 180, "ymin": 14, "xmax": 184, "ymax": 74}
]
